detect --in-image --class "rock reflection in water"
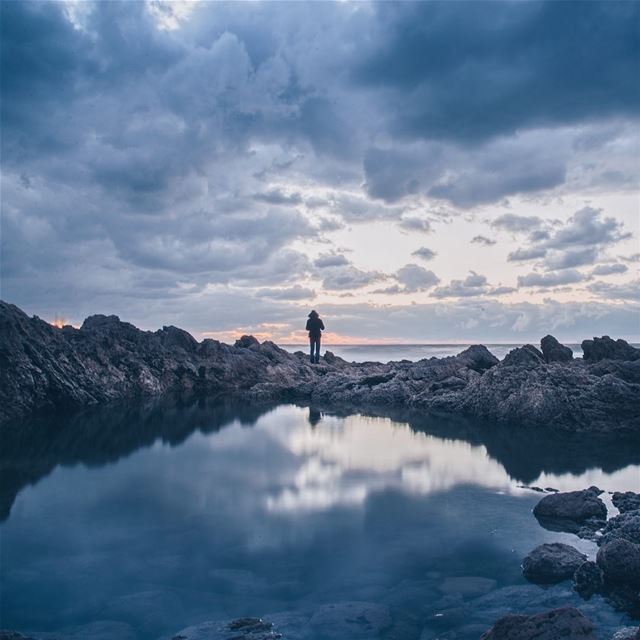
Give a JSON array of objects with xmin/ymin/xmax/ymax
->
[{"xmin": 1, "ymin": 400, "xmax": 638, "ymax": 639}]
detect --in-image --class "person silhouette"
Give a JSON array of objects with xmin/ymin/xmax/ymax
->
[{"xmin": 305, "ymin": 310, "xmax": 324, "ymax": 364}]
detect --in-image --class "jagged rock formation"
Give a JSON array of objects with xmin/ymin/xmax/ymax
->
[{"xmin": 1, "ymin": 300, "xmax": 639, "ymax": 433}]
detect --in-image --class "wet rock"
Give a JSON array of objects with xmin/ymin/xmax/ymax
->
[
  {"xmin": 2, "ymin": 302, "xmax": 639, "ymax": 432},
  {"xmin": 597, "ymin": 538, "xmax": 640, "ymax": 587},
  {"xmin": 0, "ymin": 634, "xmax": 37, "ymax": 640},
  {"xmin": 522, "ymin": 542, "xmax": 587, "ymax": 584},
  {"xmin": 309, "ymin": 601, "xmax": 391, "ymax": 638},
  {"xmin": 502, "ymin": 344, "xmax": 545, "ymax": 366},
  {"xmin": 541, "ymin": 335, "xmax": 574, "ymax": 363},
  {"xmin": 172, "ymin": 617, "xmax": 282, "ymax": 640},
  {"xmin": 573, "ymin": 560, "xmax": 604, "ymax": 598},
  {"xmin": 582, "ymin": 336, "xmax": 640, "ymax": 363},
  {"xmin": 611, "ymin": 627, "xmax": 640, "ymax": 640},
  {"xmin": 480, "ymin": 606, "xmax": 596, "ymax": 639},
  {"xmin": 600, "ymin": 511, "xmax": 640, "ymax": 546},
  {"xmin": 612, "ymin": 491, "xmax": 640, "ymax": 514},
  {"xmin": 438, "ymin": 576, "xmax": 497, "ymax": 598},
  {"xmin": 533, "ymin": 487, "xmax": 607, "ymax": 533}
]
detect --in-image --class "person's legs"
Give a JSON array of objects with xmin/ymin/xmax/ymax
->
[
  {"xmin": 315, "ymin": 338, "xmax": 321, "ymax": 363},
  {"xmin": 309, "ymin": 338, "xmax": 315, "ymax": 363}
]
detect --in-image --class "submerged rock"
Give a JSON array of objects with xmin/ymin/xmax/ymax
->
[
  {"xmin": 522, "ymin": 542, "xmax": 587, "ymax": 584},
  {"xmin": 309, "ymin": 601, "xmax": 391, "ymax": 638},
  {"xmin": 172, "ymin": 617, "xmax": 282, "ymax": 640},
  {"xmin": 480, "ymin": 606, "xmax": 596, "ymax": 639}
]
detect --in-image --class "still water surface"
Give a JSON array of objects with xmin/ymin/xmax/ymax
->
[{"xmin": 1, "ymin": 401, "xmax": 638, "ymax": 639}]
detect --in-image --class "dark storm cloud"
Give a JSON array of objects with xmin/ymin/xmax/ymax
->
[
  {"xmin": 1, "ymin": 1, "xmax": 638, "ymax": 333},
  {"xmin": 356, "ymin": 1, "xmax": 640, "ymax": 143}
]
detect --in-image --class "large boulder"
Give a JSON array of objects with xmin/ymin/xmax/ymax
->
[
  {"xmin": 597, "ymin": 538, "xmax": 640, "ymax": 587},
  {"xmin": 533, "ymin": 487, "xmax": 607, "ymax": 532},
  {"xmin": 612, "ymin": 491, "xmax": 640, "ymax": 514},
  {"xmin": 522, "ymin": 543, "xmax": 587, "ymax": 584},
  {"xmin": 573, "ymin": 560, "xmax": 603, "ymax": 599},
  {"xmin": 502, "ymin": 344, "xmax": 545, "ymax": 366},
  {"xmin": 582, "ymin": 336, "xmax": 640, "ymax": 362},
  {"xmin": 480, "ymin": 607, "xmax": 596, "ymax": 639},
  {"xmin": 541, "ymin": 335, "xmax": 573, "ymax": 363}
]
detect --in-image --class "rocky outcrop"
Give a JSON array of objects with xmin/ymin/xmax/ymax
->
[
  {"xmin": 541, "ymin": 334, "xmax": 573, "ymax": 363},
  {"xmin": 479, "ymin": 606, "xmax": 596, "ymax": 640},
  {"xmin": 582, "ymin": 336, "xmax": 640, "ymax": 363},
  {"xmin": 613, "ymin": 491, "xmax": 640, "ymax": 514},
  {"xmin": 532, "ymin": 487, "xmax": 607, "ymax": 535},
  {"xmin": 1, "ymin": 301, "xmax": 639, "ymax": 433},
  {"xmin": 521, "ymin": 543, "xmax": 586, "ymax": 584}
]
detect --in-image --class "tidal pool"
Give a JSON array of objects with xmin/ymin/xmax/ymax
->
[{"xmin": 1, "ymin": 400, "xmax": 638, "ymax": 639}]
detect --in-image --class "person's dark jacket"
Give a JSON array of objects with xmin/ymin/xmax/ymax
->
[{"xmin": 306, "ymin": 316, "xmax": 325, "ymax": 339}]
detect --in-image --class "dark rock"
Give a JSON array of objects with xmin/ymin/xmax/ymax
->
[
  {"xmin": 309, "ymin": 601, "xmax": 392, "ymax": 638},
  {"xmin": 597, "ymin": 538, "xmax": 640, "ymax": 587},
  {"xmin": 541, "ymin": 335, "xmax": 573, "ymax": 363},
  {"xmin": 573, "ymin": 560, "xmax": 603, "ymax": 598},
  {"xmin": 600, "ymin": 511, "xmax": 640, "ymax": 546},
  {"xmin": 522, "ymin": 542, "xmax": 587, "ymax": 584},
  {"xmin": 480, "ymin": 606, "xmax": 596, "ymax": 639},
  {"xmin": 533, "ymin": 487, "xmax": 607, "ymax": 530},
  {"xmin": 612, "ymin": 491, "xmax": 640, "ymax": 514},
  {"xmin": 172, "ymin": 617, "xmax": 282, "ymax": 639},
  {"xmin": 611, "ymin": 628, "xmax": 640, "ymax": 640},
  {"xmin": 2, "ymin": 301, "xmax": 639, "ymax": 432},
  {"xmin": 502, "ymin": 344, "xmax": 545, "ymax": 366},
  {"xmin": 235, "ymin": 335, "xmax": 260, "ymax": 348},
  {"xmin": 582, "ymin": 336, "xmax": 640, "ymax": 362}
]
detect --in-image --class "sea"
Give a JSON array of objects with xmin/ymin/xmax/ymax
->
[
  {"xmin": 1, "ymin": 398, "xmax": 638, "ymax": 640},
  {"xmin": 281, "ymin": 343, "xmax": 590, "ymax": 362}
]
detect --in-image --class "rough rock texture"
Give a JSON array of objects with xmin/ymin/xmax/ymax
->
[
  {"xmin": 582, "ymin": 336, "xmax": 640, "ymax": 363},
  {"xmin": 613, "ymin": 492, "xmax": 640, "ymax": 514},
  {"xmin": 573, "ymin": 560, "xmax": 604, "ymax": 599},
  {"xmin": 2, "ymin": 301, "xmax": 639, "ymax": 433},
  {"xmin": 533, "ymin": 487, "xmax": 608, "ymax": 534},
  {"xmin": 611, "ymin": 628, "xmax": 640, "ymax": 640},
  {"xmin": 600, "ymin": 511, "xmax": 640, "ymax": 546},
  {"xmin": 597, "ymin": 539, "xmax": 640, "ymax": 587},
  {"xmin": 522, "ymin": 542, "xmax": 587, "ymax": 584},
  {"xmin": 541, "ymin": 334, "xmax": 573, "ymax": 363},
  {"xmin": 479, "ymin": 606, "xmax": 596, "ymax": 639}
]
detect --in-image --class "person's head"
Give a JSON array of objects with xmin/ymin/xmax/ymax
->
[{"xmin": 308, "ymin": 309, "xmax": 319, "ymax": 318}]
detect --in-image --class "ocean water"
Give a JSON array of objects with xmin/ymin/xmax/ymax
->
[
  {"xmin": 1, "ymin": 400, "xmax": 638, "ymax": 640},
  {"xmin": 281, "ymin": 343, "xmax": 589, "ymax": 363}
]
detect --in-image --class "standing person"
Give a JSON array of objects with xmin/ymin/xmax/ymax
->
[{"xmin": 306, "ymin": 310, "xmax": 325, "ymax": 364}]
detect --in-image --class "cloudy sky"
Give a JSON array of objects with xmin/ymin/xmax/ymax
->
[{"xmin": 1, "ymin": 1, "xmax": 639, "ymax": 343}]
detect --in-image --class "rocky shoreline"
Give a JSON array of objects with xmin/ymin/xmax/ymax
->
[{"xmin": 1, "ymin": 300, "xmax": 639, "ymax": 432}]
